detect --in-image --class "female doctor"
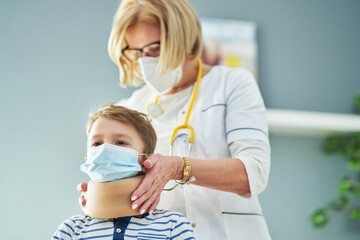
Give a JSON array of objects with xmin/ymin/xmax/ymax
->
[{"xmin": 78, "ymin": 0, "xmax": 271, "ymax": 239}]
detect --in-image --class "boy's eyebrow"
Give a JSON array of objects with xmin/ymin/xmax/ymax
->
[
  {"xmin": 89, "ymin": 133, "xmax": 133, "ymax": 140},
  {"xmin": 89, "ymin": 133, "xmax": 103, "ymax": 139},
  {"xmin": 112, "ymin": 133, "xmax": 134, "ymax": 141}
]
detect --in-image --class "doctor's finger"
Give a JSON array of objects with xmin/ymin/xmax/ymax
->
[
  {"xmin": 131, "ymin": 187, "xmax": 152, "ymax": 212},
  {"xmin": 138, "ymin": 189, "xmax": 162, "ymax": 215},
  {"xmin": 134, "ymin": 173, "xmax": 167, "ymax": 214},
  {"xmin": 148, "ymin": 195, "xmax": 161, "ymax": 214},
  {"xmin": 77, "ymin": 182, "xmax": 88, "ymax": 192},
  {"xmin": 143, "ymin": 154, "xmax": 162, "ymax": 169},
  {"xmin": 79, "ymin": 193, "xmax": 87, "ymax": 207},
  {"xmin": 131, "ymin": 173, "xmax": 163, "ymax": 211},
  {"xmin": 131, "ymin": 174, "xmax": 153, "ymax": 202}
]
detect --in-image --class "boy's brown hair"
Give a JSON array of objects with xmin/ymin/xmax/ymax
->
[{"xmin": 86, "ymin": 102, "xmax": 157, "ymax": 154}]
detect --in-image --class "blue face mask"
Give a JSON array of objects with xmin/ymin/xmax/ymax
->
[{"xmin": 80, "ymin": 143, "xmax": 145, "ymax": 183}]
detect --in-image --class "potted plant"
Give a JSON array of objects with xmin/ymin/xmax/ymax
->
[{"xmin": 311, "ymin": 93, "xmax": 360, "ymax": 228}]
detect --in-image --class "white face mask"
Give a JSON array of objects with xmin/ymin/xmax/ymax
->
[{"xmin": 138, "ymin": 56, "xmax": 183, "ymax": 95}]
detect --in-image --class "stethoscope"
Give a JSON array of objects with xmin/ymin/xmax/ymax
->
[{"xmin": 146, "ymin": 59, "xmax": 202, "ymax": 190}]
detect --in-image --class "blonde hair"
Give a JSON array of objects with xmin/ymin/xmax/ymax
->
[
  {"xmin": 86, "ymin": 103, "xmax": 157, "ymax": 154},
  {"xmin": 108, "ymin": 0, "xmax": 203, "ymax": 87}
]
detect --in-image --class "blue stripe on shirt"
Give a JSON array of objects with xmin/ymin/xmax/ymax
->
[
  {"xmin": 173, "ymin": 221, "xmax": 190, "ymax": 230},
  {"xmin": 58, "ymin": 229, "xmax": 71, "ymax": 238},
  {"xmin": 170, "ymin": 229, "xmax": 194, "ymax": 239},
  {"xmin": 148, "ymin": 210, "xmax": 170, "ymax": 216},
  {"xmin": 77, "ymin": 234, "xmax": 113, "ymax": 240},
  {"xmin": 84, "ymin": 220, "xmax": 112, "ymax": 227},
  {"xmin": 52, "ymin": 236, "xmax": 66, "ymax": 240},
  {"xmin": 143, "ymin": 213, "xmax": 183, "ymax": 221},
  {"xmin": 126, "ymin": 227, "xmax": 171, "ymax": 232},
  {"xmin": 63, "ymin": 222, "xmax": 75, "ymax": 233},
  {"xmin": 124, "ymin": 233, "xmax": 167, "ymax": 239},
  {"xmin": 74, "ymin": 226, "xmax": 114, "ymax": 235},
  {"xmin": 129, "ymin": 219, "xmax": 177, "ymax": 226}
]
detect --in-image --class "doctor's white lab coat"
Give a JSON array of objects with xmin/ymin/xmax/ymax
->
[{"xmin": 124, "ymin": 66, "xmax": 271, "ymax": 239}]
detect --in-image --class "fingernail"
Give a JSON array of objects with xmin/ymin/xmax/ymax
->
[
  {"xmin": 145, "ymin": 160, "xmax": 152, "ymax": 166},
  {"xmin": 140, "ymin": 209, "xmax": 145, "ymax": 215},
  {"xmin": 149, "ymin": 210, "xmax": 153, "ymax": 215},
  {"xmin": 132, "ymin": 204, "xmax": 138, "ymax": 209},
  {"xmin": 131, "ymin": 196, "xmax": 137, "ymax": 201}
]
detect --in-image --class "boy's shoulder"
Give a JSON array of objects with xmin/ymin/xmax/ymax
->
[
  {"xmin": 58, "ymin": 214, "xmax": 90, "ymax": 228},
  {"xmin": 52, "ymin": 214, "xmax": 114, "ymax": 239},
  {"xmin": 63, "ymin": 214, "xmax": 112, "ymax": 225}
]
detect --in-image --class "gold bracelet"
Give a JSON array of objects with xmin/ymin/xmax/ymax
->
[{"xmin": 178, "ymin": 157, "xmax": 191, "ymax": 184}]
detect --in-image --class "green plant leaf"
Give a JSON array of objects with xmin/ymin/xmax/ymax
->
[
  {"xmin": 338, "ymin": 179, "xmax": 353, "ymax": 195},
  {"xmin": 350, "ymin": 208, "xmax": 360, "ymax": 219},
  {"xmin": 311, "ymin": 209, "xmax": 329, "ymax": 228},
  {"xmin": 347, "ymin": 158, "xmax": 360, "ymax": 171},
  {"xmin": 322, "ymin": 134, "xmax": 343, "ymax": 154},
  {"xmin": 353, "ymin": 185, "xmax": 360, "ymax": 197},
  {"xmin": 329, "ymin": 195, "xmax": 349, "ymax": 211}
]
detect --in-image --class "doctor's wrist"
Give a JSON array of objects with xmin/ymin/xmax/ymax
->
[
  {"xmin": 173, "ymin": 156, "xmax": 185, "ymax": 181},
  {"xmin": 178, "ymin": 157, "xmax": 191, "ymax": 183}
]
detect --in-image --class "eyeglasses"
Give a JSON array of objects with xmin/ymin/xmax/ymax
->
[{"xmin": 122, "ymin": 41, "xmax": 161, "ymax": 62}]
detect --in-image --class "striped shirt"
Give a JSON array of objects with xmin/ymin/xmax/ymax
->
[{"xmin": 52, "ymin": 209, "xmax": 195, "ymax": 240}]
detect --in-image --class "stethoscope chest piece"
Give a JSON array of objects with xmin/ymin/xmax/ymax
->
[{"xmin": 146, "ymin": 102, "xmax": 163, "ymax": 118}]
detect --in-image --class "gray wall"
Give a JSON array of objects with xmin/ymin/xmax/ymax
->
[{"xmin": 0, "ymin": 0, "xmax": 359, "ymax": 239}]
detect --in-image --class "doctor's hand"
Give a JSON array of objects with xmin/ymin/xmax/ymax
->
[
  {"xmin": 77, "ymin": 182, "xmax": 88, "ymax": 210},
  {"xmin": 131, "ymin": 154, "xmax": 184, "ymax": 215}
]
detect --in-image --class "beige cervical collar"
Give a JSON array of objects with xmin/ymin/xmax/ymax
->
[{"xmin": 83, "ymin": 175, "xmax": 144, "ymax": 219}]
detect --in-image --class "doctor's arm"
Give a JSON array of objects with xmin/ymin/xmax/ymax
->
[
  {"xmin": 130, "ymin": 138, "xmax": 270, "ymax": 214},
  {"xmin": 190, "ymin": 139, "xmax": 270, "ymax": 196},
  {"xmin": 188, "ymin": 156, "xmax": 250, "ymax": 195}
]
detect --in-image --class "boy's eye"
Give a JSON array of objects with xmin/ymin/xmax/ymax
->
[
  {"xmin": 92, "ymin": 142, "xmax": 102, "ymax": 147},
  {"xmin": 115, "ymin": 140, "xmax": 128, "ymax": 146}
]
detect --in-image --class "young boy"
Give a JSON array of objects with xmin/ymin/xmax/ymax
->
[{"xmin": 52, "ymin": 103, "xmax": 195, "ymax": 240}]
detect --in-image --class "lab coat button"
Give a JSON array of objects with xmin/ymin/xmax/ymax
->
[
  {"xmin": 191, "ymin": 223, "xmax": 196, "ymax": 228},
  {"xmin": 116, "ymin": 228, "xmax": 122, "ymax": 233}
]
